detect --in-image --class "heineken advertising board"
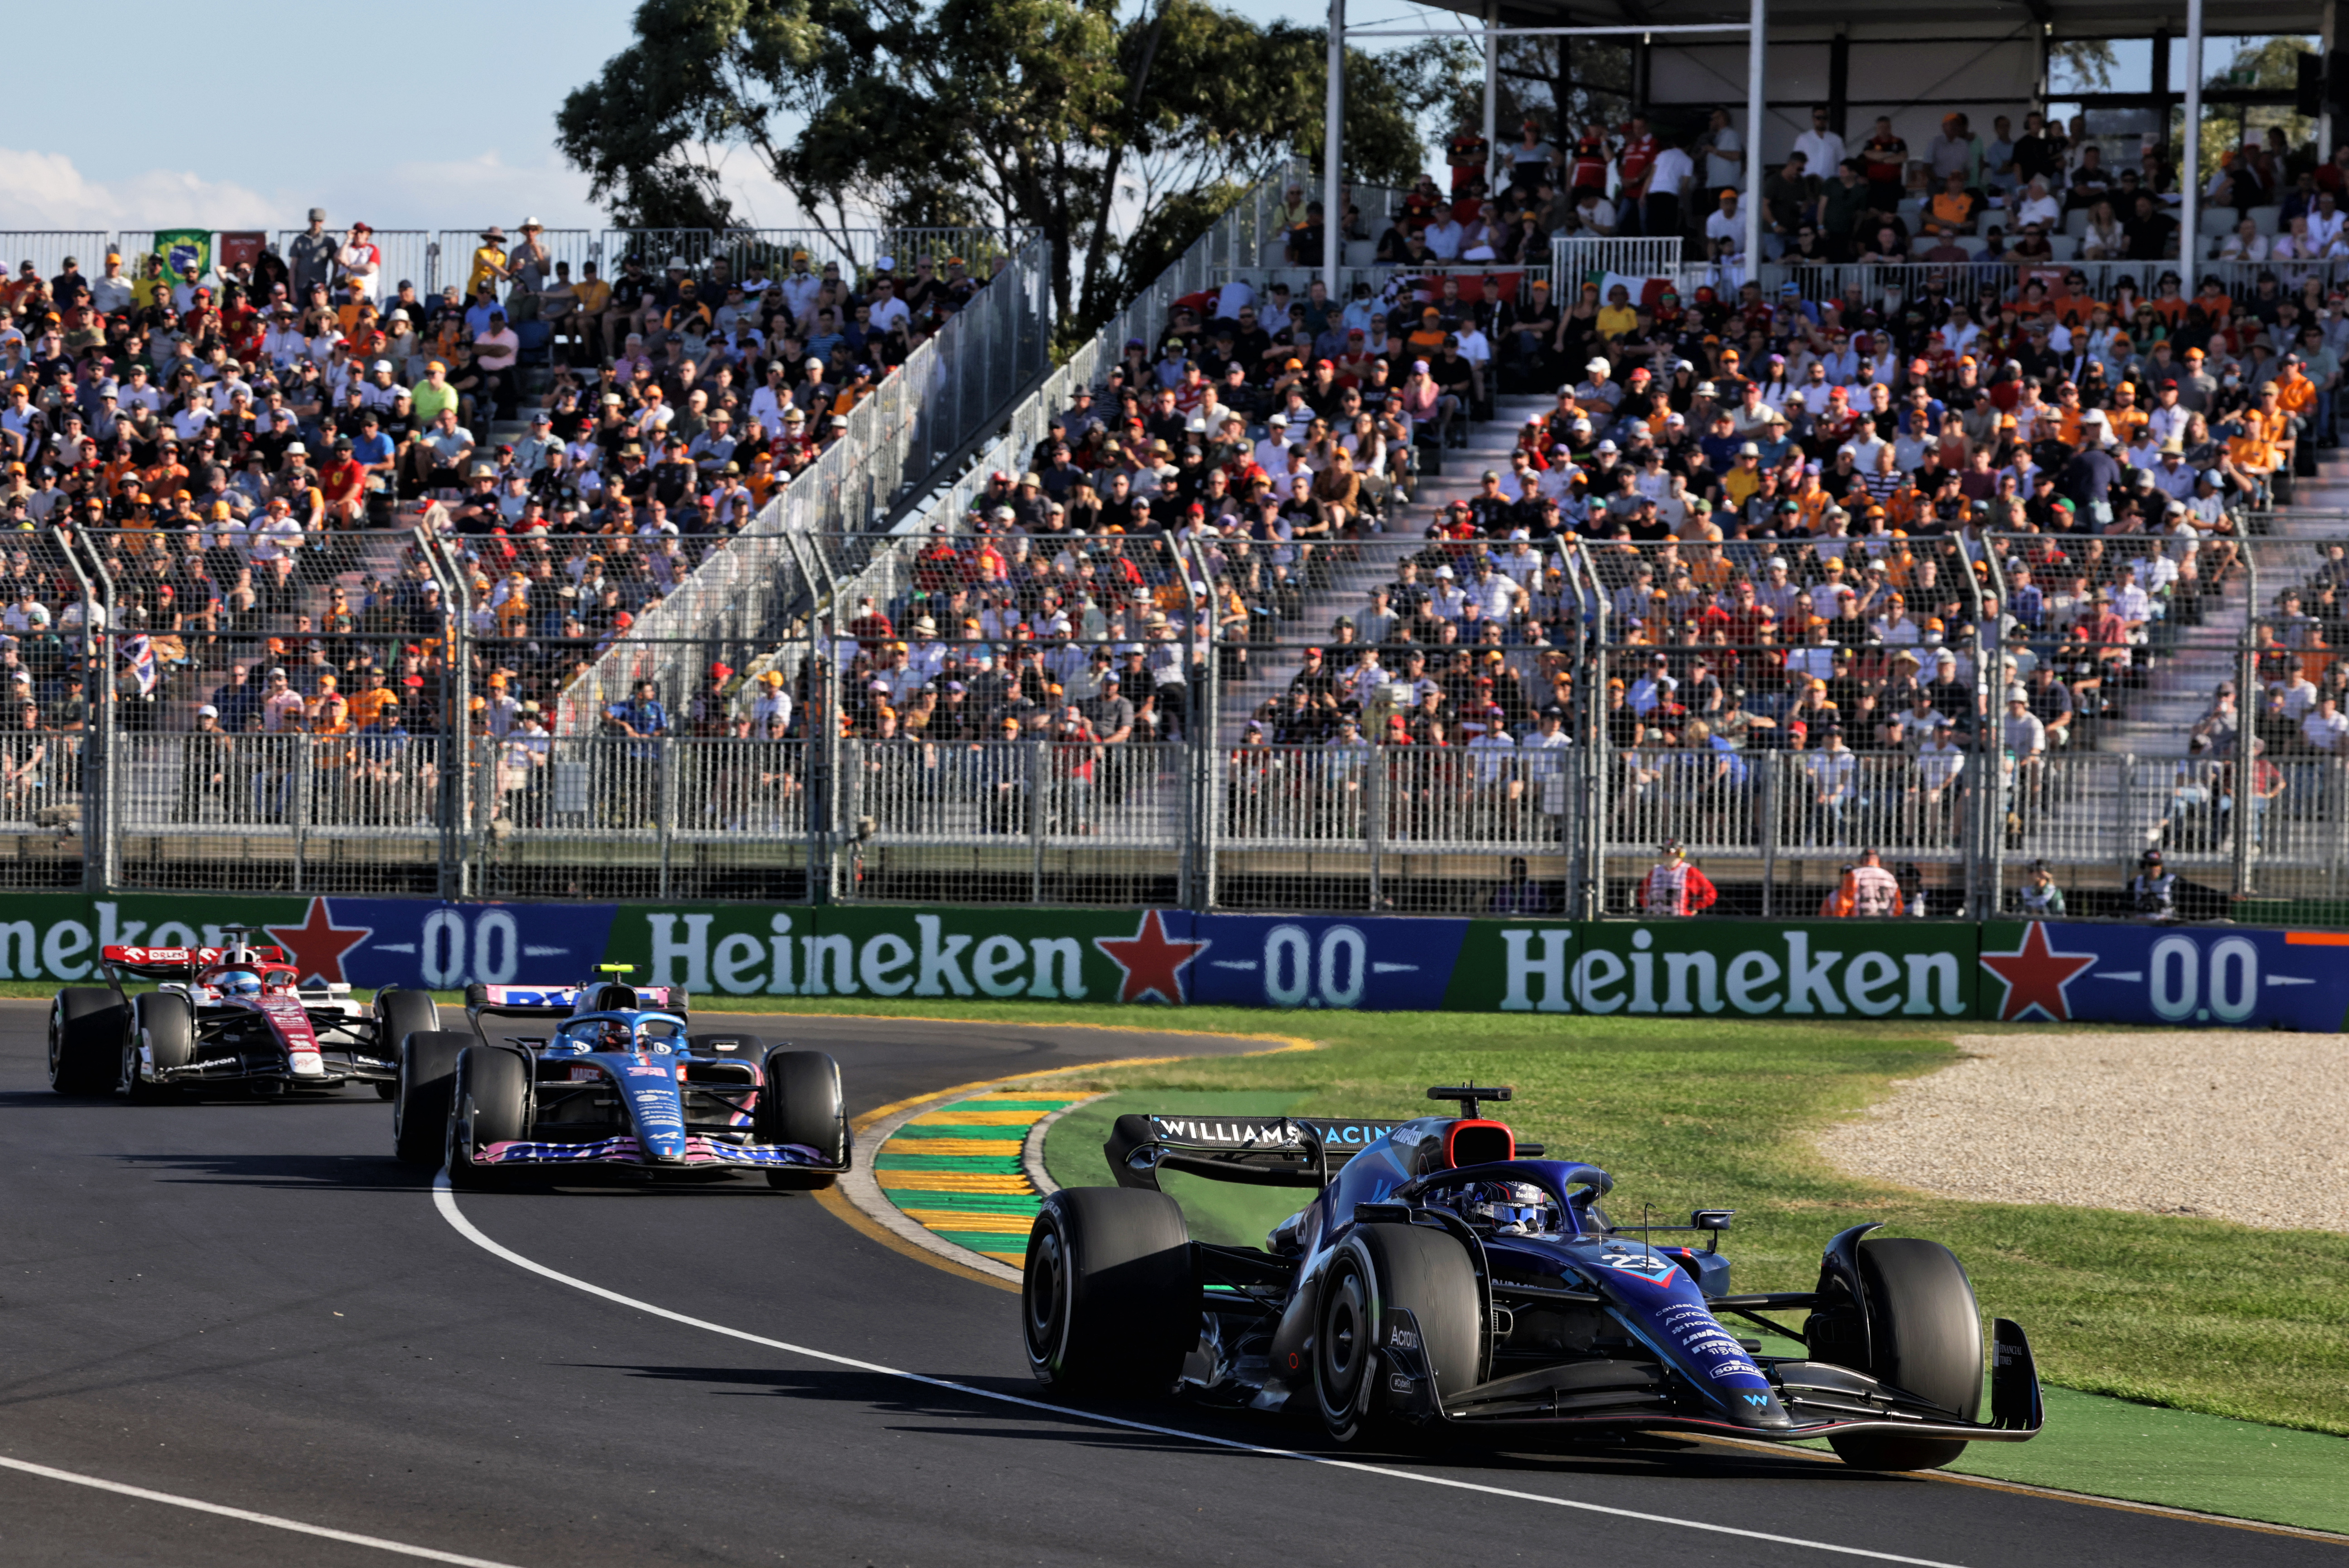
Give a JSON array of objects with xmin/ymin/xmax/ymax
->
[{"xmin": 0, "ymin": 895, "xmax": 2338, "ymax": 1029}]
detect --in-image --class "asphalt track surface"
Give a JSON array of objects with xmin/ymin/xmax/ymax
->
[{"xmin": 0, "ymin": 999, "xmax": 2334, "ymax": 1568}]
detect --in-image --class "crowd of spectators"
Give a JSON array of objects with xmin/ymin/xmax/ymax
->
[
  {"xmin": 0, "ymin": 214, "xmax": 1014, "ymax": 826},
  {"xmin": 1336, "ymin": 106, "xmax": 2349, "ymax": 272}
]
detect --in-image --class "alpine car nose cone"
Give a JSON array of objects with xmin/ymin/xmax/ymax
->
[{"xmin": 615, "ymin": 1057, "xmax": 691, "ymax": 1162}]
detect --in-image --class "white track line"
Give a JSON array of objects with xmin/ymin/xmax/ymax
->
[
  {"xmin": 434, "ymin": 1175, "xmax": 1968, "ymax": 1568},
  {"xmin": 0, "ymin": 1454, "xmax": 527, "ymax": 1568}
]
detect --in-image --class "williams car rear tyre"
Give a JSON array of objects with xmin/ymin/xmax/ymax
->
[
  {"xmin": 395, "ymin": 1030, "xmax": 474, "ymax": 1167},
  {"xmin": 1022, "ymin": 1187, "xmax": 1192, "ymax": 1395},
  {"xmin": 1314, "ymin": 1223, "xmax": 1482, "ymax": 1445},
  {"xmin": 756, "ymin": 1047, "xmax": 844, "ymax": 1191},
  {"xmin": 124, "ymin": 993, "xmax": 195, "ymax": 1104},
  {"xmin": 1826, "ymin": 1238, "xmax": 1984, "ymax": 1473},
  {"xmin": 49, "ymin": 987, "xmax": 127, "ymax": 1096},
  {"xmin": 447, "ymin": 1047, "xmax": 530, "ymax": 1190}
]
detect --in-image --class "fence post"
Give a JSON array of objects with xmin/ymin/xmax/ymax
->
[
  {"xmin": 1758, "ymin": 752, "xmax": 1776, "ymax": 917},
  {"xmin": 293, "ymin": 737, "xmax": 313, "ymax": 893},
  {"xmin": 2232, "ymin": 553, "xmax": 2260, "ymax": 900},
  {"xmin": 1367, "ymin": 743, "xmax": 1385, "ymax": 911},
  {"xmin": 656, "ymin": 736, "xmax": 675, "ymax": 900},
  {"xmin": 1028, "ymin": 733, "xmax": 1047, "ymax": 906}
]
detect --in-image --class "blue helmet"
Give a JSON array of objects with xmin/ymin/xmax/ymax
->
[{"xmin": 215, "ymin": 970, "xmax": 262, "ymax": 996}]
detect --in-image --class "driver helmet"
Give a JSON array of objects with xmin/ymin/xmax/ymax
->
[
  {"xmin": 597, "ymin": 1020, "xmax": 632, "ymax": 1051},
  {"xmin": 1448, "ymin": 1180, "xmax": 1558, "ymax": 1237},
  {"xmin": 214, "ymin": 970, "xmax": 262, "ymax": 996}
]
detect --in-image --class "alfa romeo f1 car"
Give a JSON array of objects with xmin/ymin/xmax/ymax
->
[
  {"xmin": 1023, "ymin": 1085, "xmax": 2043, "ymax": 1472},
  {"xmin": 393, "ymin": 966, "xmax": 850, "ymax": 1190},
  {"xmin": 47, "ymin": 930, "xmax": 439, "ymax": 1101}
]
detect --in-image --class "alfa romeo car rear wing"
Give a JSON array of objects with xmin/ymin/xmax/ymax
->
[
  {"xmin": 1108, "ymin": 1113, "xmax": 1409, "ymax": 1190},
  {"xmin": 100, "ymin": 944, "xmax": 293, "ymax": 981}
]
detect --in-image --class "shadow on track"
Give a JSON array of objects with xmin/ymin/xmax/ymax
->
[
  {"xmin": 570, "ymin": 1362, "xmax": 1875, "ymax": 1485},
  {"xmin": 115, "ymin": 1152, "xmax": 432, "ymax": 1191}
]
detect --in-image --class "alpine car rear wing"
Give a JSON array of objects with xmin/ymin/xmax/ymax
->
[
  {"xmin": 467, "ymin": 983, "xmax": 682, "ymax": 1021},
  {"xmin": 1108, "ymin": 1113, "xmax": 1408, "ymax": 1191}
]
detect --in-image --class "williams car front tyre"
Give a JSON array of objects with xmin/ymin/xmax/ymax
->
[
  {"xmin": 1823, "ymin": 1237, "xmax": 1984, "ymax": 1473},
  {"xmin": 1314, "ymin": 1222, "xmax": 1481, "ymax": 1445}
]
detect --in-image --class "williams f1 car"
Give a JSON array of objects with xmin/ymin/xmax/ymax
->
[
  {"xmin": 393, "ymin": 966, "xmax": 850, "ymax": 1190},
  {"xmin": 48, "ymin": 930, "xmax": 439, "ymax": 1101},
  {"xmin": 1023, "ymin": 1085, "xmax": 2043, "ymax": 1472}
]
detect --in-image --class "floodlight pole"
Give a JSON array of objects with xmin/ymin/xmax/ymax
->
[
  {"xmin": 1326, "ymin": 0, "xmax": 1346, "ymax": 298},
  {"xmin": 2181, "ymin": 0, "xmax": 2203, "ymax": 270},
  {"xmin": 1745, "ymin": 0, "xmax": 1766, "ymax": 282}
]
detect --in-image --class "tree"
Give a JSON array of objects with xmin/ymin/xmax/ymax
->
[{"xmin": 555, "ymin": 0, "xmax": 1473, "ymax": 329}]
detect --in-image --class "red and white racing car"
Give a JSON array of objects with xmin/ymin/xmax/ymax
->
[{"xmin": 47, "ymin": 928, "xmax": 441, "ymax": 1101}]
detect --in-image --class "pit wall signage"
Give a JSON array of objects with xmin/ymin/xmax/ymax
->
[{"xmin": 0, "ymin": 896, "xmax": 2342, "ymax": 1030}]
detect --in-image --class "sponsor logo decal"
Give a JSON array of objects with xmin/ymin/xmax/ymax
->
[
  {"xmin": 1708, "ymin": 1361, "xmax": 1763, "ymax": 1380},
  {"xmin": 1978, "ymin": 922, "xmax": 2098, "ymax": 1023},
  {"xmin": 1092, "ymin": 910, "xmax": 1209, "ymax": 1005},
  {"xmin": 1743, "ymin": 1393, "xmax": 1772, "ymax": 1408},
  {"xmin": 264, "ymin": 898, "xmax": 374, "ymax": 987}
]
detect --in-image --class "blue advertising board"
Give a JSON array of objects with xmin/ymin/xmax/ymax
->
[{"xmin": 1977, "ymin": 922, "xmax": 2349, "ymax": 1032}]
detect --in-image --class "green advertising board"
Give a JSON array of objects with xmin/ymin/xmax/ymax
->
[{"xmin": 1444, "ymin": 919, "xmax": 1978, "ymax": 1019}]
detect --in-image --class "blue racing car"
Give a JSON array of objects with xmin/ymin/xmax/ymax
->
[
  {"xmin": 1023, "ymin": 1084, "xmax": 2042, "ymax": 1472},
  {"xmin": 391, "ymin": 966, "xmax": 849, "ymax": 1190}
]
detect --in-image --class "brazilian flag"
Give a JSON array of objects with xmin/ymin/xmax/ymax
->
[{"xmin": 156, "ymin": 228, "xmax": 211, "ymax": 280}]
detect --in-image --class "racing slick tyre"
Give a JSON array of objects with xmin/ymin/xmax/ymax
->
[
  {"xmin": 376, "ymin": 990, "xmax": 440, "ymax": 1100},
  {"xmin": 463, "ymin": 983, "xmax": 490, "ymax": 1010},
  {"xmin": 667, "ymin": 986, "xmax": 693, "ymax": 1021},
  {"xmin": 1022, "ymin": 1187, "xmax": 1192, "ymax": 1395},
  {"xmin": 1825, "ymin": 1238, "xmax": 1984, "ymax": 1473},
  {"xmin": 756, "ymin": 1047, "xmax": 843, "ymax": 1191},
  {"xmin": 49, "ymin": 987, "xmax": 127, "ymax": 1096},
  {"xmin": 447, "ymin": 1047, "xmax": 530, "ymax": 1190},
  {"xmin": 1314, "ymin": 1223, "xmax": 1482, "ymax": 1444},
  {"xmin": 124, "ymin": 993, "xmax": 195, "ymax": 1104},
  {"xmin": 395, "ymin": 1030, "xmax": 474, "ymax": 1167}
]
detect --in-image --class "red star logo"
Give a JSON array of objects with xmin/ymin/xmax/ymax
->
[
  {"xmin": 265, "ymin": 898, "xmax": 373, "ymax": 987},
  {"xmin": 1978, "ymin": 922, "xmax": 2098, "ymax": 1023},
  {"xmin": 1092, "ymin": 911, "xmax": 1209, "ymax": 1005}
]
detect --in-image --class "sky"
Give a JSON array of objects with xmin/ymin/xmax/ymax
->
[{"xmin": 0, "ymin": 0, "xmax": 1466, "ymax": 240}]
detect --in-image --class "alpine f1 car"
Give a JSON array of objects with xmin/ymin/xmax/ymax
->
[
  {"xmin": 393, "ymin": 966, "xmax": 850, "ymax": 1190},
  {"xmin": 47, "ymin": 930, "xmax": 439, "ymax": 1102},
  {"xmin": 1023, "ymin": 1085, "xmax": 2043, "ymax": 1472}
]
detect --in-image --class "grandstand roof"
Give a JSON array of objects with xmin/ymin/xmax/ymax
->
[{"xmin": 1444, "ymin": 1, "xmax": 2321, "ymax": 38}]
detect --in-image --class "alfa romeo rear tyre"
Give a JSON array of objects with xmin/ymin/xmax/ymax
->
[
  {"xmin": 49, "ymin": 987, "xmax": 126, "ymax": 1096},
  {"xmin": 1022, "ymin": 1187, "xmax": 1192, "ymax": 1394},
  {"xmin": 447, "ymin": 1047, "xmax": 529, "ymax": 1190},
  {"xmin": 394, "ymin": 1030, "xmax": 473, "ymax": 1167},
  {"xmin": 1826, "ymin": 1237, "xmax": 1983, "ymax": 1473}
]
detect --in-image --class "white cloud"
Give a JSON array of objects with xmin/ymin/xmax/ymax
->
[{"xmin": 0, "ymin": 146, "xmax": 275, "ymax": 231}]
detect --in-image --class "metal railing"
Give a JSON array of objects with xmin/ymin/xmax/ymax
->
[
  {"xmin": 59, "ymin": 223, "xmax": 1037, "ymax": 304},
  {"xmin": 546, "ymin": 229, "xmax": 1054, "ymax": 738}
]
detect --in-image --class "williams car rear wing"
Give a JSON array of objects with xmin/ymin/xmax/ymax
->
[{"xmin": 1107, "ymin": 1113, "xmax": 1407, "ymax": 1191}]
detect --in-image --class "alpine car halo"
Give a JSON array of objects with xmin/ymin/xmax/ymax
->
[
  {"xmin": 1022, "ymin": 1084, "xmax": 2041, "ymax": 1471},
  {"xmin": 393, "ymin": 964, "xmax": 849, "ymax": 1188}
]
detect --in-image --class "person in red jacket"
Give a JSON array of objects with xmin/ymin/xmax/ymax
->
[{"xmin": 1638, "ymin": 838, "xmax": 1717, "ymax": 916}]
